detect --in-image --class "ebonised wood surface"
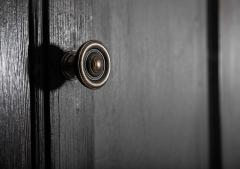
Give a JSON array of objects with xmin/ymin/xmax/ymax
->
[
  {"xmin": 0, "ymin": 0, "xmax": 31, "ymax": 168},
  {"xmin": 49, "ymin": 0, "xmax": 209, "ymax": 169},
  {"xmin": 28, "ymin": 0, "xmax": 45, "ymax": 169},
  {"xmin": 49, "ymin": 0, "xmax": 94, "ymax": 169},
  {"xmin": 93, "ymin": 1, "xmax": 208, "ymax": 169},
  {"xmin": 0, "ymin": 0, "xmax": 214, "ymax": 169},
  {"xmin": 220, "ymin": 0, "xmax": 240, "ymax": 168}
]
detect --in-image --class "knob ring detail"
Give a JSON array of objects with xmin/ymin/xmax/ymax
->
[{"xmin": 76, "ymin": 40, "xmax": 111, "ymax": 89}]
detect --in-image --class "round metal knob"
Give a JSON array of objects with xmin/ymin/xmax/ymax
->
[{"xmin": 61, "ymin": 40, "xmax": 111, "ymax": 89}]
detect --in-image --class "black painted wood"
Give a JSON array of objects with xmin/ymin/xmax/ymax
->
[
  {"xmin": 49, "ymin": 0, "xmax": 94, "ymax": 169},
  {"xmin": 207, "ymin": 0, "xmax": 222, "ymax": 169},
  {"xmin": 28, "ymin": 0, "xmax": 49, "ymax": 168},
  {"xmin": 48, "ymin": 0, "xmax": 209, "ymax": 169},
  {"xmin": 0, "ymin": 0, "xmax": 212, "ymax": 169},
  {"xmin": 0, "ymin": 0, "xmax": 31, "ymax": 168},
  {"xmin": 92, "ymin": 1, "xmax": 208, "ymax": 168},
  {"xmin": 220, "ymin": 1, "xmax": 240, "ymax": 168}
]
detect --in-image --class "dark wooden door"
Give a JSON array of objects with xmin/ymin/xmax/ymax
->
[
  {"xmin": 0, "ymin": 0, "xmax": 31, "ymax": 168},
  {"xmin": 0, "ymin": 0, "xmax": 230, "ymax": 169},
  {"xmin": 48, "ymin": 0, "xmax": 208, "ymax": 169},
  {"xmin": 220, "ymin": 0, "xmax": 240, "ymax": 168}
]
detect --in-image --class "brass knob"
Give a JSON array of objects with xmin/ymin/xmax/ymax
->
[{"xmin": 61, "ymin": 40, "xmax": 111, "ymax": 89}]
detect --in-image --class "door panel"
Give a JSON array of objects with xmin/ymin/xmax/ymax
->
[
  {"xmin": 49, "ymin": 0, "xmax": 208, "ymax": 169},
  {"xmin": 93, "ymin": 1, "xmax": 208, "ymax": 169},
  {"xmin": 49, "ymin": 0, "xmax": 94, "ymax": 169},
  {"xmin": 0, "ymin": 0, "xmax": 31, "ymax": 168},
  {"xmin": 220, "ymin": 1, "xmax": 240, "ymax": 168}
]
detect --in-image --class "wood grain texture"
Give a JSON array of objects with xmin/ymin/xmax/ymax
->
[
  {"xmin": 0, "ymin": 0, "xmax": 31, "ymax": 168},
  {"xmin": 92, "ymin": 0, "xmax": 208, "ymax": 169},
  {"xmin": 49, "ymin": 0, "xmax": 94, "ymax": 169},
  {"xmin": 220, "ymin": 1, "xmax": 240, "ymax": 168},
  {"xmin": 48, "ymin": 0, "xmax": 208, "ymax": 168}
]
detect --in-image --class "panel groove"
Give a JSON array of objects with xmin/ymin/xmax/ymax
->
[
  {"xmin": 207, "ymin": 0, "xmax": 222, "ymax": 169},
  {"xmin": 28, "ymin": 0, "xmax": 52, "ymax": 168}
]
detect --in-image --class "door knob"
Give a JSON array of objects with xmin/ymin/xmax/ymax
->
[{"xmin": 61, "ymin": 40, "xmax": 111, "ymax": 89}]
